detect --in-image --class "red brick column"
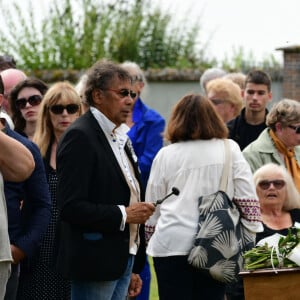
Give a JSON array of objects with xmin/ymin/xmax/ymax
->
[{"xmin": 277, "ymin": 46, "xmax": 300, "ymax": 100}]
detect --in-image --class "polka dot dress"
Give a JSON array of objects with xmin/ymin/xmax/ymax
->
[{"xmin": 17, "ymin": 168, "xmax": 71, "ymax": 300}]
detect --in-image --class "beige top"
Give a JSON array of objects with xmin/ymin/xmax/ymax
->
[{"xmin": 0, "ymin": 172, "xmax": 13, "ymax": 262}]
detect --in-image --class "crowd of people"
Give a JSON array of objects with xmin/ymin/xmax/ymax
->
[{"xmin": 0, "ymin": 54, "xmax": 300, "ymax": 300}]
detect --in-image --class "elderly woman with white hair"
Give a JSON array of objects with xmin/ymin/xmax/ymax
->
[
  {"xmin": 253, "ymin": 163, "xmax": 300, "ymax": 243},
  {"xmin": 226, "ymin": 163, "xmax": 300, "ymax": 300}
]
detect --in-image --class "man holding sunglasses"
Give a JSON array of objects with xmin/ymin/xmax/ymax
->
[
  {"xmin": 243, "ymin": 99, "xmax": 300, "ymax": 192},
  {"xmin": 56, "ymin": 60, "xmax": 155, "ymax": 300}
]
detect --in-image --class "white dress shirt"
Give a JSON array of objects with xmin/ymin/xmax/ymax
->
[{"xmin": 90, "ymin": 107, "xmax": 140, "ymax": 254}]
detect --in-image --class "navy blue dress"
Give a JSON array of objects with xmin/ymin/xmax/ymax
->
[{"xmin": 17, "ymin": 145, "xmax": 71, "ymax": 300}]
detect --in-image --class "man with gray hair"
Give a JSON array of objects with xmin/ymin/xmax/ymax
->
[
  {"xmin": 56, "ymin": 60, "xmax": 155, "ymax": 300},
  {"xmin": 199, "ymin": 67, "xmax": 227, "ymax": 93},
  {"xmin": 120, "ymin": 61, "xmax": 165, "ymax": 300}
]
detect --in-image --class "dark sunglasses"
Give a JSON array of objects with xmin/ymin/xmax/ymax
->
[
  {"xmin": 15, "ymin": 95, "xmax": 43, "ymax": 110},
  {"xmin": 258, "ymin": 180, "xmax": 285, "ymax": 190},
  {"xmin": 49, "ymin": 104, "xmax": 79, "ymax": 115},
  {"xmin": 105, "ymin": 88, "xmax": 137, "ymax": 99},
  {"xmin": 288, "ymin": 125, "xmax": 300, "ymax": 134}
]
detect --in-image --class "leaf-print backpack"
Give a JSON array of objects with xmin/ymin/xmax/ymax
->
[{"xmin": 187, "ymin": 140, "xmax": 254, "ymax": 283}]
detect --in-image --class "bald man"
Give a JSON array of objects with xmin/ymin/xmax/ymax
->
[{"xmin": 1, "ymin": 68, "xmax": 27, "ymax": 115}]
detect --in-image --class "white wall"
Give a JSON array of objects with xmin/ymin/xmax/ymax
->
[{"xmin": 143, "ymin": 81, "xmax": 283, "ymax": 122}]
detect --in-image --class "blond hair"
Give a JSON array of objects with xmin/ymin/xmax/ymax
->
[
  {"xmin": 206, "ymin": 78, "xmax": 243, "ymax": 117},
  {"xmin": 33, "ymin": 81, "xmax": 82, "ymax": 157}
]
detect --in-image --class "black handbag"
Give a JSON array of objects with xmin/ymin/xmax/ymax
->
[{"xmin": 187, "ymin": 139, "xmax": 254, "ymax": 283}]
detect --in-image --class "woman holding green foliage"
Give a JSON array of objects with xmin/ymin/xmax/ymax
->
[
  {"xmin": 253, "ymin": 163, "xmax": 300, "ymax": 243},
  {"xmin": 230, "ymin": 163, "xmax": 300, "ymax": 300}
]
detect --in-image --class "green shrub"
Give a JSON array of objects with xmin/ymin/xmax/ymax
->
[{"xmin": 0, "ymin": 0, "xmax": 209, "ymax": 71}]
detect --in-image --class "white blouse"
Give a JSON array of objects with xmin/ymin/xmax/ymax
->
[{"xmin": 145, "ymin": 138, "xmax": 263, "ymax": 257}]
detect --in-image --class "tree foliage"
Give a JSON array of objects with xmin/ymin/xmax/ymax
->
[
  {"xmin": 221, "ymin": 46, "xmax": 282, "ymax": 74},
  {"xmin": 0, "ymin": 0, "xmax": 209, "ymax": 71}
]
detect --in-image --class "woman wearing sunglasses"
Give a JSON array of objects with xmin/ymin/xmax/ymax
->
[
  {"xmin": 230, "ymin": 163, "xmax": 300, "ymax": 300},
  {"xmin": 253, "ymin": 163, "xmax": 300, "ymax": 243},
  {"xmin": 243, "ymin": 99, "xmax": 300, "ymax": 192},
  {"xmin": 17, "ymin": 81, "xmax": 82, "ymax": 300},
  {"xmin": 9, "ymin": 78, "xmax": 48, "ymax": 140}
]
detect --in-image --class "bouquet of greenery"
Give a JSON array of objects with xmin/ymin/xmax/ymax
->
[{"xmin": 243, "ymin": 228, "xmax": 300, "ymax": 271}]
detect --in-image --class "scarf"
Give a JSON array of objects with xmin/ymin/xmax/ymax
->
[{"xmin": 269, "ymin": 129, "xmax": 300, "ymax": 192}]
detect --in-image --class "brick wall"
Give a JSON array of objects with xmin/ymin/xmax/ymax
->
[{"xmin": 278, "ymin": 46, "xmax": 300, "ymax": 100}]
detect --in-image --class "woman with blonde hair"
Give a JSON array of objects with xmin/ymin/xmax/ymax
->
[
  {"xmin": 17, "ymin": 81, "xmax": 82, "ymax": 300},
  {"xmin": 206, "ymin": 78, "xmax": 243, "ymax": 123}
]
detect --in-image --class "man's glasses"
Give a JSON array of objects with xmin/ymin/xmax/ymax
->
[
  {"xmin": 258, "ymin": 180, "xmax": 285, "ymax": 190},
  {"xmin": 105, "ymin": 88, "xmax": 137, "ymax": 99},
  {"xmin": 15, "ymin": 95, "xmax": 43, "ymax": 110},
  {"xmin": 288, "ymin": 125, "xmax": 300, "ymax": 134},
  {"xmin": 49, "ymin": 104, "xmax": 79, "ymax": 115}
]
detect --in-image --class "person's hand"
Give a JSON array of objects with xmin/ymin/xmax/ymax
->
[
  {"xmin": 11, "ymin": 244, "xmax": 26, "ymax": 264},
  {"xmin": 128, "ymin": 273, "xmax": 142, "ymax": 297},
  {"xmin": 125, "ymin": 202, "xmax": 155, "ymax": 224}
]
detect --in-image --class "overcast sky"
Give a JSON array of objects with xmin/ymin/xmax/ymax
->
[
  {"xmin": 154, "ymin": 0, "xmax": 300, "ymax": 64},
  {"xmin": 10, "ymin": 0, "xmax": 300, "ymax": 65}
]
